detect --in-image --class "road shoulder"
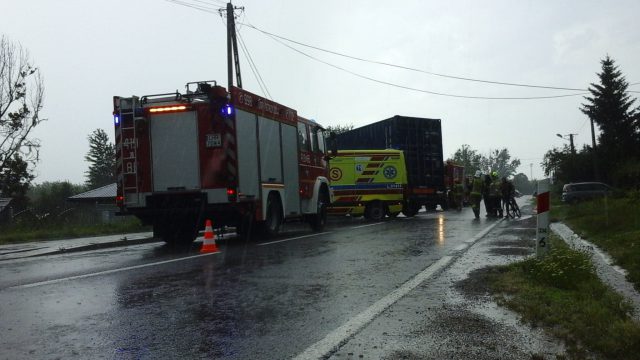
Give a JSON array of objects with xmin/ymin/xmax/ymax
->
[{"xmin": 329, "ymin": 214, "xmax": 565, "ymax": 359}]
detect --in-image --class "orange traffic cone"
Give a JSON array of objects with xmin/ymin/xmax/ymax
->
[{"xmin": 200, "ymin": 219, "xmax": 219, "ymax": 253}]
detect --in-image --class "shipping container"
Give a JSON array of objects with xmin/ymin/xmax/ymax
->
[{"xmin": 335, "ymin": 115, "xmax": 445, "ymax": 214}]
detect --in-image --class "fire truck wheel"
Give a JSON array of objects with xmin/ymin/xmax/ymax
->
[
  {"xmin": 262, "ymin": 193, "xmax": 282, "ymax": 237},
  {"xmin": 156, "ymin": 222, "xmax": 197, "ymax": 245},
  {"xmin": 309, "ymin": 190, "xmax": 329, "ymax": 231},
  {"xmin": 365, "ymin": 201, "xmax": 385, "ymax": 221},
  {"xmin": 238, "ymin": 212, "xmax": 254, "ymax": 242}
]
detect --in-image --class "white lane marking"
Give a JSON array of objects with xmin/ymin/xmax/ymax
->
[
  {"xmin": 294, "ymin": 219, "xmax": 504, "ymax": 359},
  {"xmin": 11, "ymin": 252, "xmax": 220, "ymax": 289},
  {"xmin": 293, "ymin": 256, "xmax": 453, "ymax": 360},
  {"xmin": 258, "ymin": 232, "xmax": 331, "ymax": 246},
  {"xmin": 453, "ymin": 244, "xmax": 468, "ymax": 252},
  {"xmin": 351, "ymin": 222, "xmax": 384, "ymax": 229}
]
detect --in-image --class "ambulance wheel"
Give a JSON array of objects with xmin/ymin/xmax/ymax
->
[
  {"xmin": 365, "ymin": 201, "xmax": 385, "ymax": 221},
  {"xmin": 261, "ymin": 193, "xmax": 282, "ymax": 237}
]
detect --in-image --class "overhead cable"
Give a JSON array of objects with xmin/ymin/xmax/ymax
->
[
  {"xmin": 239, "ymin": 23, "xmax": 589, "ymax": 92},
  {"xmin": 262, "ymin": 32, "xmax": 587, "ymax": 100},
  {"xmin": 238, "ymin": 31, "xmax": 272, "ymax": 99}
]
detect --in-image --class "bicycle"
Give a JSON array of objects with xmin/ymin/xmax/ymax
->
[{"xmin": 504, "ymin": 197, "xmax": 521, "ymax": 218}]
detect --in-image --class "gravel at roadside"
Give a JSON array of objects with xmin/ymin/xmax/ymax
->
[{"xmin": 329, "ymin": 206, "xmax": 566, "ymax": 359}]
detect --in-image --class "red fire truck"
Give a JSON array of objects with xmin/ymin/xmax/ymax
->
[
  {"xmin": 113, "ymin": 81, "xmax": 331, "ymax": 244},
  {"xmin": 444, "ymin": 161, "xmax": 465, "ymax": 209}
]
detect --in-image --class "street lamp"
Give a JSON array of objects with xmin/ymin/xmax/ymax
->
[{"xmin": 556, "ymin": 133, "xmax": 576, "ymax": 155}]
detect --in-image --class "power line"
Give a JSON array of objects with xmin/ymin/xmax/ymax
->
[
  {"xmin": 162, "ymin": 1, "xmax": 638, "ymax": 99},
  {"xmin": 201, "ymin": 0, "xmax": 229, "ymax": 5},
  {"xmin": 237, "ymin": 31, "xmax": 272, "ymax": 99},
  {"xmin": 188, "ymin": 0, "xmax": 224, "ymax": 9},
  {"xmin": 163, "ymin": 0, "xmax": 217, "ymax": 13},
  {"xmin": 239, "ymin": 23, "xmax": 590, "ymax": 92},
  {"xmin": 261, "ymin": 32, "xmax": 588, "ymax": 100}
]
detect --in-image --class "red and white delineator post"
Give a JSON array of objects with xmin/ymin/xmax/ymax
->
[{"xmin": 536, "ymin": 179, "xmax": 550, "ymax": 258}]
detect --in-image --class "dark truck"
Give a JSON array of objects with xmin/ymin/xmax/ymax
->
[{"xmin": 335, "ymin": 115, "xmax": 446, "ymax": 216}]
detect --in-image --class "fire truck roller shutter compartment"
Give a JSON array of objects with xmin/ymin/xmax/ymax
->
[
  {"xmin": 259, "ymin": 117, "xmax": 283, "ymax": 183},
  {"xmin": 150, "ymin": 111, "xmax": 201, "ymax": 191},
  {"xmin": 281, "ymin": 123, "xmax": 300, "ymax": 215},
  {"xmin": 236, "ymin": 109, "xmax": 259, "ymax": 198}
]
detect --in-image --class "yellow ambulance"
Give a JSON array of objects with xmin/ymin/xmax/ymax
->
[{"xmin": 328, "ymin": 149, "xmax": 408, "ymax": 220}]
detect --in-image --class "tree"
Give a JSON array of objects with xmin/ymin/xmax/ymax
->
[
  {"xmin": 542, "ymin": 145, "xmax": 597, "ymax": 185},
  {"xmin": 0, "ymin": 35, "xmax": 44, "ymax": 198},
  {"xmin": 451, "ymin": 144, "xmax": 484, "ymax": 176},
  {"xmin": 581, "ymin": 56, "xmax": 639, "ymax": 181},
  {"xmin": 0, "ymin": 153, "xmax": 33, "ymax": 209},
  {"xmin": 325, "ymin": 123, "xmax": 354, "ymax": 135},
  {"xmin": 480, "ymin": 148, "xmax": 521, "ymax": 178},
  {"xmin": 512, "ymin": 173, "xmax": 533, "ymax": 195},
  {"xmin": 85, "ymin": 129, "xmax": 115, "ymax": 188},
  {"xmin": 28, "ymin": 181, "xmax": 85, "ymax": 215}
]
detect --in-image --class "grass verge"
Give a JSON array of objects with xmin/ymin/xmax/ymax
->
[
  {"xmin": 0, "ymin": 218, "xmax": 150, "ymax": 245},
  {"xmin": 550, "ymin": 194, "xmax": 640, "ymax": 290},
  {"xmin": 484, "ymin": 235, "xmax": 640, "ymax": 359}
]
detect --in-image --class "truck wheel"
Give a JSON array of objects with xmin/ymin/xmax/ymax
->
[
  {"xmin": 238, "ymin": 212, "xmax": 254, "ymax": 242},
  {"xmin": 157, "ymin": 221, "xmax": 197, "ymax": 245},
  {"xmin": 402, "ymin": 201, "xmax": 419, "ymax": 217},
  {"xmin": 261, "ymin": 193, "xmax": 282, "ymax": 237},
  {"xmin": 309, "ymin": 191, "xmax": 328, "ymax": 232},
  {"xmin": 365, "ymin": 201, "xmax": 385, "ymax": 221}
]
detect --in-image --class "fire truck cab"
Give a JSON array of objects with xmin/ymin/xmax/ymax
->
[{"xmin": 113, "ymin": 81, "xmax": 331, "ymax": 244}]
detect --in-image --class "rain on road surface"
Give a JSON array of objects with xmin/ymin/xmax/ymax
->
[{"xmin": 0, "ymin": 209, "xmax": 498, "ymax": 359}]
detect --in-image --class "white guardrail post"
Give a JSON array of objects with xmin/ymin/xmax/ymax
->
[{"xmin": 536, "ymin": 179, "xmax": 550, "ymax": 258}]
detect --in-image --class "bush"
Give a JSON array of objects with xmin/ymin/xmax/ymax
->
[{"xmin": 521, "ymin": 245, "xmax": 595, "ymax": 290}]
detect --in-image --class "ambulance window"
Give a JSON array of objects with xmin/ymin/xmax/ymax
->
[{"xmin": 297, "ymin": 122, "xmax": 309, "ymax": 152}]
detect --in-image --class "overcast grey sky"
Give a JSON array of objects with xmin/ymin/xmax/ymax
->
[{"xmin": 3, "ymin": 0, "xmax": 639, "ymax": 184}]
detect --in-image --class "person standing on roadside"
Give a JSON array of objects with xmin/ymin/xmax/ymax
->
[
  {"xmin": 470, "ymin": 171, "xmax": 484, "ymax": 219},
  {"xmin": 489, "ymin": 172, "xmax": 502, "ymax": 217},
  {"xmin": 501, "ymin": 176, "xmax": 515, "ymax": 218},
  {"xmin": 452, "ymin": 178, "xmax": 464, "ymax": 212},
  {"xmin": 483, "ymin": 173, "xmax": 492, "ymax": 216}
]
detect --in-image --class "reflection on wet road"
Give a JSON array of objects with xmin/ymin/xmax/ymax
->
[{"xmin": 0, "ymin": 208, "xmax": 501, "ymax": 359}]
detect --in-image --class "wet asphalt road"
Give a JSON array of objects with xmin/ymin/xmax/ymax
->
[{"xmin": 0, "ymin": 208, "xmax": 499, "ymax": 359}]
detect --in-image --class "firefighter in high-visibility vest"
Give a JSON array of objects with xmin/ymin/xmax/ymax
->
[
  {"xmin": 489, "ymin": 172, "xmax": 502, "ymax": 217},
  {"xmin": 452, "ymin": 178, "xmax": 464, "ymax": 212},
  {"xmin": 470, "ymin": 170, "xmax": 484, "ymax": 219}
]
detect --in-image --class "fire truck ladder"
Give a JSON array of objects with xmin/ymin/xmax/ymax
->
[{"xmin": 118, "ymin": 96, "xmax": 140, "ymax": 205}]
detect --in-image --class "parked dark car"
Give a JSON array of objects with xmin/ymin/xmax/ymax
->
[{"xmin": 562, "ymin": 182, "xmax": 612, "ymax": 203}]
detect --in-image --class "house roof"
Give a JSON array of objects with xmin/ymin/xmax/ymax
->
[{"xmin": 68, "ymin": 183, "xmax": 116, "ymax": 201}]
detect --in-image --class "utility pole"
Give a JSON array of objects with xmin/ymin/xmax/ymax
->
[
  {"xmin": 222, "ymin": 2, "xmax": 244, "ymax": 90},
  {"xmin": 569, "ymin": 134, "xmax": 576, "ymax": 155},
  {"xmin": 530, "ymin": 163, "xmax": 533, "ymax": 179}
]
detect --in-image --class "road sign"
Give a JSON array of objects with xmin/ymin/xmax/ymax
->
[{"xmin": 536, "ymin": 179, "xmax": 550, "ymax": 258}]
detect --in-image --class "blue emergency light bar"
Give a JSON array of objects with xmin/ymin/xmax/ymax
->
[{"xmin": 222, "ymin": 104, "xmax": 234, "ymax": 117}]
